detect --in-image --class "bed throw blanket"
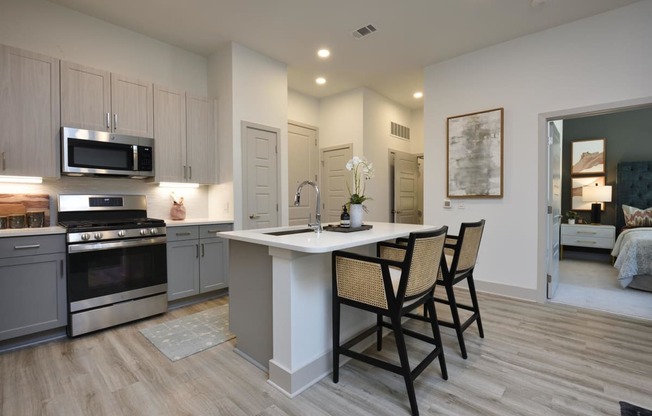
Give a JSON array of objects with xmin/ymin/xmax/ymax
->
[{"xmin": 612, "ymin": 228, "xmax": 652, "ymax": 287}]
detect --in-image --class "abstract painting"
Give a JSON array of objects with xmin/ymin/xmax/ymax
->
[
  {"xmin": 571, "ymin": 138, "xmax": 605, "ymax": 175},
  {"xmin": 571, "ymin": 176, "xmax": 605, "ymax": 210},
  {"xmin": 447, "ymin": 108, "xmax": 503, "ymax": 198}
]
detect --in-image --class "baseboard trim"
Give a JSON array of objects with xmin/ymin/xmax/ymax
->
[{"xmin": 473, "ymin": 280, "xmax": 538, "ymax": 302}]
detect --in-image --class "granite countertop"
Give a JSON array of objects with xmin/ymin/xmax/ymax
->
[
  {"xmin": 219, "ymin": 222, "xmax": 440, "ymax": 254},
  {"xmin": 165, "ymin": 218, "xmax": 234, "ymax": 227},
  {"xmin": 0, "ymin": 226, "xmax": 66, "ymax": 238}
]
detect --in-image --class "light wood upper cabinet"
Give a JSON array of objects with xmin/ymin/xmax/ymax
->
[
  {"xmin": 0, "ymin": 45, "xmax": 60, "ymax": 178},
  {"xmin": 154, "ymin": 87, "xmax": 216, "ymax": 184},
  {"xmin": 60, "ymin": 61, "xmax": 154, "ymax": 138},
  {"xmin": 154, "ymin": 85, "xmax": 187, "ymax": 182},
  {"xmin": 60, "ymin": 62, "xmax": 110, "ymax": 131},
  {"xmin": 186, "ymin": 94, "xmax": 216, "ymax": 184}
]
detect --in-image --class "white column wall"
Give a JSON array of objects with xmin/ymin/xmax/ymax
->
[
  {"xmin": 423, "ymin": 1, "xmax": 652, "ymax": 297},
  {"xmin": 288, "ymin": 90, "xmax": 320, "ymax": 127}
]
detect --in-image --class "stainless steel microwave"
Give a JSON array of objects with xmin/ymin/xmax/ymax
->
[{"xmin": 61, "ymin": 127, "xmax": 154, "ymax": 179}]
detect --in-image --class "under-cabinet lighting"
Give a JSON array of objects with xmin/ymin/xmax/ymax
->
[
  {"xmin": 158, "ymin": 182, "xmax": 200, "ymax": 189},
  {"xmin": 0, "ymin": 175, "xmax": 43, "ymax": 184}
]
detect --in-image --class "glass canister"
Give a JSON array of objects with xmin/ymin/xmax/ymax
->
[
  {"xmin": 26, "ymin": 211, "xmax": 45, "ymax": 228},
  {"xmin": 8, "ymin": 214, "xmax": 26, "ymax": 229}
]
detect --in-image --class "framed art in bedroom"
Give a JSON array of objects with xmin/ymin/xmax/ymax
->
[
  {"xmin": 446, "ymin": 107, "xmax": 503, "ymax": 198},
  {"xmin": 571, "ymin": 138, "xmax": 605, "ymax": 176},
  {"xmin": 571, "ymin": 176, "xmax": 605, "ymax": 211}
]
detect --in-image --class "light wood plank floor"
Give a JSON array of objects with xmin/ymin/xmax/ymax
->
[{"xmin": 2, "ymin": 292, "xmax": 652, "ymax": 416}]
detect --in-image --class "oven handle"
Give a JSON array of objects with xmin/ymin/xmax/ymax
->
[{"xmin": 68, "ymin": 236, "xmax": 167, "ymax": 254}]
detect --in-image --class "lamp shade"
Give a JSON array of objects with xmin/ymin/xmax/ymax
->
[{"xmin": 582, "ymin": 184, "xmax": 612, "ymax": 203}]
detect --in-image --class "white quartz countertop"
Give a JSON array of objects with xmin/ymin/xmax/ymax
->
[
  {"xmin": 165, "ymin": 218, "xmax": 233, "ymax": 227},
  {"xmin": 0, "ymin": 226, "xmax": 66, "ymax": 238},
  {"xmin": 219, "ymin": 222, "xmax": 441, "ymax": 253}
]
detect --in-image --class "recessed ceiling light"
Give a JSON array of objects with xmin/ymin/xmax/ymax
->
[
  {"xmin": 317, "ymin": 49, "xmax": 330, "ymax": 58},
  {"xmin": 315, "ymin": 77, "xmax": 326, "ymax": 85},
  {"xmin": 413, "ymin": 92, "xmax": 423, "ymax": 99}
]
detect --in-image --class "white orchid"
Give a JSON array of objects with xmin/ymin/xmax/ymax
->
[{"xmin": 345, "ymin": 156, "xmax": 374, "ymax": 205}]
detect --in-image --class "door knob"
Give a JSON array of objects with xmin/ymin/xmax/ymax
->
[{"xmin": 249, "ymin": 214, "xmax": 260, "ymax": 219}]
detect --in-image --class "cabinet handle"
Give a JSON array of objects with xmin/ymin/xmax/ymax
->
[
  {"xmin": 113, "ymin": 113, "xmax": 118, "ymax": 130},
  {"xmin": 1, "ymin": 151, "xmax": 5, "ymax": 171},
  {"xmin": 577, "ymin": 231, "xmax": 597, "ymax": 235},
  {"xmin": 576, "ymin": 240, "xmax": 597, "ymax": 244},
  {"xmin": 183, "ymin": 165, "xmax": 187, "ymax": 180},
  {"xmin": 60, "ymin": 259, "xmax": 64, "ymax": 278},
  {"xmin": 176, "ymin": 232, "xmax": 191, "ymax": 236},
  {"xmin": 196, "ymin": 244, "xmax": 199, "ymax": 258},
  {"xmin": 189, "ymin": 166, "xmax": 192, "ymax": 180},
  {"xmin": 14, "ymin": 244, "xmax": 41, "ymax": 250},
  {"xmin": 106, "ymin": 112, "xmax": 111, "ymax": 129},
  {"xmin": 201, "ymin": 243, "xmax": 205, "ymax": 257},
  {"xmin": 207, "ymin": 229, "xmax": 220, "ymax": 234}
]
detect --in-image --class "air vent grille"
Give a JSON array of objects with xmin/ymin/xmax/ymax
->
[
  {"xmin": 390, "ymin": 122, "xmax": 410, "ymax": 141},
  {"xmin": 352, "ymin": 24, "xmax": 377, "ymax": 39}
]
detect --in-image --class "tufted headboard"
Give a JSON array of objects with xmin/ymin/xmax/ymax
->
[{"xmin": 616, "ymin": 161, "xmax": 652, "ymax": 230}]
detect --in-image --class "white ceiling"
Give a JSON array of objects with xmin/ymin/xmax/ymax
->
[{"xmin": 48, "ymin": 0, "xmax": 639, "ymax": 109}]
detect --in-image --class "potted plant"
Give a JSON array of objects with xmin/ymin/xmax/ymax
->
[
  {"xmin": 345, "ymin": 156, "xmax": 374, "ymax": 227},
  {"xmin": 565, "ymin": 210, "xmax": 579, "ymax": 224}
]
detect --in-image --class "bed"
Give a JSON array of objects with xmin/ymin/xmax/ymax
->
[{"xmin": 611, "ymin": 161, "xmax": 652, "ymax": 290}]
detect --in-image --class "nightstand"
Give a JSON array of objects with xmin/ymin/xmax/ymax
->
[{"xmin": 560, "ymin": 224, "xmax": 615, "ymax": 259}]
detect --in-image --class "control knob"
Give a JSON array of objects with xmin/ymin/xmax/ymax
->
[
  {"xmin": 149, "ymin": 228, "xmax": 158, "ymax": 235},
  {"xmin": 81, "ymin": 233, "xmax": 91, "ymax": 241},
  {"xmin": 117, "ymin": 230, "xmax": 126, "ymax": 238},
  {"xmin": 140, "ymin": 229, "xmax": 148, "ymax": 236},
  {"xmin": 94, "ymin": 232, "xmax": 103, "ymax": 240}
]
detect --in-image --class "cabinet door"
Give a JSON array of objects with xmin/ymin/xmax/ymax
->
[
  {"xmin": 0, "ymin": 45, "xmax": 60, "ymax": 178},
  {"xmin": 0, "ymin": 253, "xmax": 66, "ymax": 341},
  {"xmin": 110, "ymin": 73, "xmax": 154, "ymax": 138},
  {"xmin": 154, "ymin": 85, "xmax": 187, "ymax": 182},
  {"xmin": 166, "ymin": 239, "xmax": 200, "ymax": 300},
  {"xmin": 186, "ymin": 94, "xmax": 216, "ymax": 184},
  {"xmin": 199, "ymin": 237, "xmax": 228, "ymax": 292},
  {"xmin": 60, "ymin": 61, "xmax": 111, "ymax": 131}
]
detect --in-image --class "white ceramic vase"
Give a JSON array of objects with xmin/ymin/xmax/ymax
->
[
  {"xmin": 350, "ymin": 204, "xmax": 364, "ymax": 228},
  {"xmin": 568, "ymin": 218, "xmax": 575, "ymax": 225}
]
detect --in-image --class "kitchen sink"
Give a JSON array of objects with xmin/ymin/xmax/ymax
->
[{"xmin": 264, "ymin": 228, "xmax": 315, "ymax": 236}]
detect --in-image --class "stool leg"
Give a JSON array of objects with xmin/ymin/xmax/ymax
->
[
  {"xmin": 426, "ymin": 299, "xmax": 448, "ymax": 380},
  {"xmin": 332, "ymin": 301, "xmax": 340, "ymax": 383},
  {"xmin": 376, "ymin": 314, "xmax": 383, "ymax": 351},
  {"xmin": 445, "ymin": 283, "xmax": 467, "ymax": 359},
  {"xmin": 392, "ymin": 315, "xmax": 419, "ymax": 416},
  {"xmin": 467, "ymin": 275, "xmax": 484, "ymax": 338}
]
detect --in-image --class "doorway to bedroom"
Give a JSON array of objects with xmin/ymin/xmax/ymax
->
[{"xmin": 545, "ymin": 103, "xmax": 652, "ymax": 320}]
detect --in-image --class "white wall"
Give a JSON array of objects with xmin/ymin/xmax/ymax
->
[
  {"xmin": 424, "ymin": 1, "xmax": 652, "ymax": 299},
  {"xmin": 208, "ymin": 43, "xmax": 288, "ymax": 229},
  {"xmin": 363, "ymin": 89, "xmax": 414, "ymax": 222},
  {"xmin": 410, "ymin": 109, "xmax": 424, "ymax": 154},
  {"xmin": 0, "ymin": 0, "xmax": 208, "ymax": 95},
  {"xmin": 288, "ymin": 90, "xmax": 320, "ymax": 127}
]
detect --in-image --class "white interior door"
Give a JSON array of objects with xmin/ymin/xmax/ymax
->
[
  {"xmin": 243, "ymin": 124, "xmax": 279, "ymax": 230},
  {"xmin": 321, "ymin": 145, "xmax": 353, "ymax": 223},
  {"xmin": 288, "ymin": 123, "xmax": 318, "ymax": 226},
  {"xmin": 547, "ymin": 120, "xmax": 563, "ymax": 298},
  {"xmin": 392, "ymin": 151, "xmax": 420, "ymax": 224}
]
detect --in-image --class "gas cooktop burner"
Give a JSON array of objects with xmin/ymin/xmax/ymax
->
[{"xmin": 59, "ymin": 217, "xmax": 165, "ymax": 231}]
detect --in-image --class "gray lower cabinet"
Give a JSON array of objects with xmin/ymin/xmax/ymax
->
[
  {"xmin": 167, "ymin": 223, "xmax": 231, "ymax": 301},
  {"xmin": 0, "ymin": 235, "xmax": 66, "ymax": 341}
]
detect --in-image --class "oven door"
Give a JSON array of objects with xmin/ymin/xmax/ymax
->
[{"xmin": 67, "ymin": 236, "xmax": 167, "ymax": 311}]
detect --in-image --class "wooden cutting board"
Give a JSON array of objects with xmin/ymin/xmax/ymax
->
[{"xmin": 0, "ymin": 203, "xmax": 26, "ymax": 216}]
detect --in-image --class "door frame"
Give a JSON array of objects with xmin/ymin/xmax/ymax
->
[
  {"xmin": 537, "ymin": 96, "xmax": 652, "ymax": 303},
  {"xmin": 241, "ymin": 120, "xmax": 282, "ymax": 229},
  {"xmin": 320, "ymin": 143, "xmax": 353, "ymax": 223},
  {"xmin": 288, "ymin": 120, "xmax": 319, "ymax": 226}
]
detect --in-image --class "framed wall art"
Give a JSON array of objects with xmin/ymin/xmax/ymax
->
[
  {"xmin": 571, "ymin": 138, "xmax": 605, "ymax": 175},
  {"xmin": 571, "ymin": 176, "xmax": 605, "ymax": 210},
  {"xmin": 447, "ymin": 107, "xmax": 503, "ymax": 198}
]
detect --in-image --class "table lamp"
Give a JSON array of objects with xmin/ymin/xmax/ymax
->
[{"xmin": 582, "ymin": 183, "xmax": 612, "ymax": 224}]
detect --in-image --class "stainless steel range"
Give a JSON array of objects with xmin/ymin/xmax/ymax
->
[{"xmin": 58, "ymin": 194, "xmax": 167, "ymax": 337}]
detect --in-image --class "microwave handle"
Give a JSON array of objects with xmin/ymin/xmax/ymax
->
[{"xmin": 133, "ymin": 146, "xmax": 138, "ymax": 171}]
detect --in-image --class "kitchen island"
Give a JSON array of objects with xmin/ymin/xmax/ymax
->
[{"xmin": 219, "ymin": 222, "xmax": 440, "ymax": 397}]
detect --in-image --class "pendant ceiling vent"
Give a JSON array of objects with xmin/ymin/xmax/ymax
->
[{"xmin": 352, "ymin": 24, "xmax": 377, "ymax": 39}]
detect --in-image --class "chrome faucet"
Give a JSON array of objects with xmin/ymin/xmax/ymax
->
[{"xmin": 294, "ymin": 180, "xmax": 322, "ymax": 233}]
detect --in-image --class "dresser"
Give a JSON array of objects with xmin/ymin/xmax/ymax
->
[{"xmin": 560, "ymin": 224, "xmax": 616, "ymax": 258}]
